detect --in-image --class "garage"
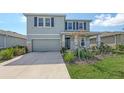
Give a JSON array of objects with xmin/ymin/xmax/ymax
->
[{"xmin": 32, "ymin": 39, "xmax": 60, "ymax": 52}]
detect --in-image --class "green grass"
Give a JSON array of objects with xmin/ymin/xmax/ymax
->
[
  {"xmin": 0, "ymin": 61, "xmax": 3, "ymax": 63},
  {"xmin": 66, "ymin": 54, "xmax": 124, "ymax": 79}
]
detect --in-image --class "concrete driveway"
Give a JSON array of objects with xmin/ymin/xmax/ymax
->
[{"xmin": 0, "ymin": 52, "xmax": 70, "ymax": 79}]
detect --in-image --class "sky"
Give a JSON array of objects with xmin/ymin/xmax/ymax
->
[{"xmin": 0, "ymin": 13, "xmax": 124, "ymax": 35}]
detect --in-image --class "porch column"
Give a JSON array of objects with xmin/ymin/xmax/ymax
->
[
  {"xmin": 114, "ymin": 35, "xmax": 117, "ymax": 45},
  {"xmin": 96, "ymin": 34, "xmax": 101, "ymax": 47},
  {"xmin": 62, "ymin": 34, "xmax": 65, "ymax": 48},
  {"xmin": 86, "ymin": 37, "xmax": 90, "ymax": 48},
  {"xmin": 84, "ymin": 37, "xmax": 90, "ymax": 48},
  {"xmin": 4, "ymin": 35, "xmax": 7, "ymax": 48},
  {"xmin": 74, "ymin": 35, "xmax": 78, "ymax": 49}
]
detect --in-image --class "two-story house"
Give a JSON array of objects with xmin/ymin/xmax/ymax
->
[{"xmin": 24, "ymin": 13, "xmax": 99, "ymax": 52}]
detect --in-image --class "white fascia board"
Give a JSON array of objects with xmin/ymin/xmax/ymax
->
[
  {"xmin": 32, "ymin": 38, "xmax": 60, "ymax": 39},
  {"xmin": 28, "ymin": 34, "xmax": 60, "ymax": 36}
]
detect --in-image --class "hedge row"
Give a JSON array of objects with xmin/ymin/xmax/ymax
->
[{"xmin": 0, "ymin": 46, "xmax": 28, "ymax": 60}]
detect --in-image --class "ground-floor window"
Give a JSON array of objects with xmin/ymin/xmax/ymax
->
[{"xmin": 81, "ymin": 38, "xmax": 85, "ymax": 47}]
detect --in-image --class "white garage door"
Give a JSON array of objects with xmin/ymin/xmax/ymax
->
[{"xmin": 32, "ymin": 39, "xmax": 60, "ymax": 52}]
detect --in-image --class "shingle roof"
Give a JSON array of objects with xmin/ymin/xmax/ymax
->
[
  {"xmin": 90, "ymin": 32, "xmax": 124, "ymax": 39},
  {"xmin": 0, "ymin": 30, "xmax": 27, "ymax": 39},
  {"xmin": 23, "ymin": 13, "xmax": 65, "ymax": 17}
]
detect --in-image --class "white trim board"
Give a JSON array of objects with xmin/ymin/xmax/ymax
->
[
  {"xmin": 28, "ymin": 34, "xmax": 60, "ymax": 35},
  {"xmin": 32, "ymin": 38, "xmax": 60, "ymax": 40}
]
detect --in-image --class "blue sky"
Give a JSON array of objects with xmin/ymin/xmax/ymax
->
[{"xmin": 0, "ymin": 13, "xmax": 124, "ymax": 35}]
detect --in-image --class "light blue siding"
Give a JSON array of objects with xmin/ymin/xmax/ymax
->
[
  {"xmin": 27, "ymin": 16, "xmax": 65, "ymax": 35},
  {"xmin": 6, "ymin": 36, "xmax": 26, "ymax": 48},
  {"xmin": 0, "ymin": 35, "xmax": 4, "ymax": 48}
]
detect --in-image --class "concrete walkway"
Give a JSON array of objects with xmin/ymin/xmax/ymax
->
[{"xmin": 0, "ymin": 52, "xmax": 70, "ymax": 79}]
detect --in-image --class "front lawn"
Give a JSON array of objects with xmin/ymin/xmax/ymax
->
[
  {"xmin": 66, "ymin": 54, "xmax": 124, "ymax": 79},
  {"xmin": 0, "ymin": 61, "xmax": 3, "ymax": 63}
]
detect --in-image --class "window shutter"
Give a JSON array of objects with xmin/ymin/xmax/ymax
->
[
  {"xmin": 34, "ymin": 17, "xmax": 37, "ymax": 27},
  {"xmin": 65, "ymin": 22, "xmax": 67, "ymax": 30},
  {"xmin": 84, "ymin": 22, "xmax": 87, "ymax": 30},
  {"xmin": 51, "ymin": 17, "xmax": 54, "ymax": 27},
  {"xmin": 76, "ymin": 22, "xmax": 78, "ymax": 30},
  {"xmin": 73, "ymin": 22, "xmax": 75, "ymax": 30}
]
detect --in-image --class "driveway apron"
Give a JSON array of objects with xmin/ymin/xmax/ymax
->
[{"xmin": 0, "ymin": 52, "xmax": 70, "ymax": 79}]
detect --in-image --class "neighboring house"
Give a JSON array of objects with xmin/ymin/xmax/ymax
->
[
  {"xmin": 0, "ymin": 30, "xmax": 27, "ymax": 49},
  {"xmin": 90, "ymin": 32, "xmax": 124, "ymax": 48},
  {"xmin": 24, "ymin": 13, "xmax": 124, "ymax": 52}
]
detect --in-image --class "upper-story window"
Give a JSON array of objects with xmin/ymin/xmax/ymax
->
[
  {"xmin": 68, "ymin": 22, "xmax": 73, "ymax": 30},
  {"xmin": 65, "ymin": 21, "xmax": 89, "ymax": 31},
  {"xmin": 45, "ymin": 18, "xmax": 51, "ymax": 27},
  {"xmin": 39, "ymin": 18, "xmax": 43, "ymax": 26},
  {"xmin": 34, "ymin": 17, "xmax": 54, "ymax": 28},
  {"xmin": 78, "ymin": 22, "xmax": 83, "ymax": 30}
]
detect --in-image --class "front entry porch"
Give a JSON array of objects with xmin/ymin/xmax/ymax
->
[{"xmin": 61, "ymin": 31, "xmax": 101, "ymax": 50}]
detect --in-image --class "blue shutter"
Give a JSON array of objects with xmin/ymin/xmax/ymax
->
[
  {"xmin": 51, "ymin": 17, "xmax": 54, "ymax": 27},
  {"xmin": 65, "ymin": 22, "xmax": 67, "ymax": 30},
  {"xmin": 84, "ymin": 22, "xmax": 87, "ymax": 30},
  {"xmin": 34, "ymin": 17, "xmax": 37, "ymax": 27},
  {"xmin": 73, "ymin": 22, "xmax": 75, "ymax": 30},
  {"xmin": 76, "ymin": 22, "xmax": 78, "ymax": 30}
]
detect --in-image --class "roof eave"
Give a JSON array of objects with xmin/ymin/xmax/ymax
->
[{"xmin": 23, "ymin": 13, "xmax": 66, "ymax": 17}]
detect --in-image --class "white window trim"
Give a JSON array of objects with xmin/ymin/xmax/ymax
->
[
  {"xmin": 66, "ymin": 21, "xmax": 87, "ymax": 31},
  {"xmin": 37, "ymin": 17, "xmax": 52, "ymax": 28},
  {"xmin": 38, "ymin": 18, "xmax": 44, "ymax": 27},
  {"xmin": 78, "ymin": 22, "xmax": 84, "ymax": 30},
  {"xmin": 45, "ymin": 17, "xmax": 51, "ymax": 28},
  {"xmin": 28, "ymin": 34, "xmax": 60, "ymax": 36},
  {"xmin": 32, "ymin": 38, "xmax": 60, "ymax": 40},
  {"xmin": 67, "ymin": 21, "xmax": 73, "ymax": 31}
]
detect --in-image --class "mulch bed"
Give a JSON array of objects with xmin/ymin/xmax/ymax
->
[{"xmin": 73, "ymin": 54, "xmax": 113, "ymax": 64}]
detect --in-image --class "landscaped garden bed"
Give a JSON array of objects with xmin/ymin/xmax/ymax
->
[
  {"xmin": 61, "ymin": 43, "xmax": 124, "ymax": 79},
  {"xmin": 0, "ymin": 46, "xmax": 28, "ymax": 63}
]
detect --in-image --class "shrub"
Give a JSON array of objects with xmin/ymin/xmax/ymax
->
[
  {"xmin": 116, "ymin": 45, "xmax": 124, "ymax": 51},
  {"xmin": 99, "ymin": 42, "xmax": 112, "ymax": 54},
  {"xmin": 0, "ymin": 48, "xmax": 14, "ymax": 60},
  {"xmin": 60, "ymin": 47, "xmax": 67, "ymax": 54},
  {"xmin": 91, "ymin": 46, "xmax": 97, "ymax": 51},
  {"xmin": 112, "ymin": 49, "xmax": 124, "ymax": 54},
  {"xmin": 0, "ymin": 46, "xmax": 27, "ymax": 61},
  {"xmin": 13, "ymin": 46, "xmax": 26, "ymax": 56},
  {"xmin": 75, "ymin": 48, "xmax": 94, "ymax": 60},
  {"xmin": 64, "ymin": 50, "xmax": 75, "ymax": 63},
  {"xmin": 80, "ymin": 48, "xmax": 94, "ymax": 60}
]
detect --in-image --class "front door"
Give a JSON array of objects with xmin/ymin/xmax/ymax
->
[{"xmin": 65, "ymin": 37, "xmax": 70, "ymax": 49}]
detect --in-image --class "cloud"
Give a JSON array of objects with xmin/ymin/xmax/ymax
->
[
  {"xmin": 21, "ymin": 16, "xmax": 26, "ymax": 22},
  {"xmin": 91, "ymin": 13, "xmax": 124, "ymax": 27}
]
